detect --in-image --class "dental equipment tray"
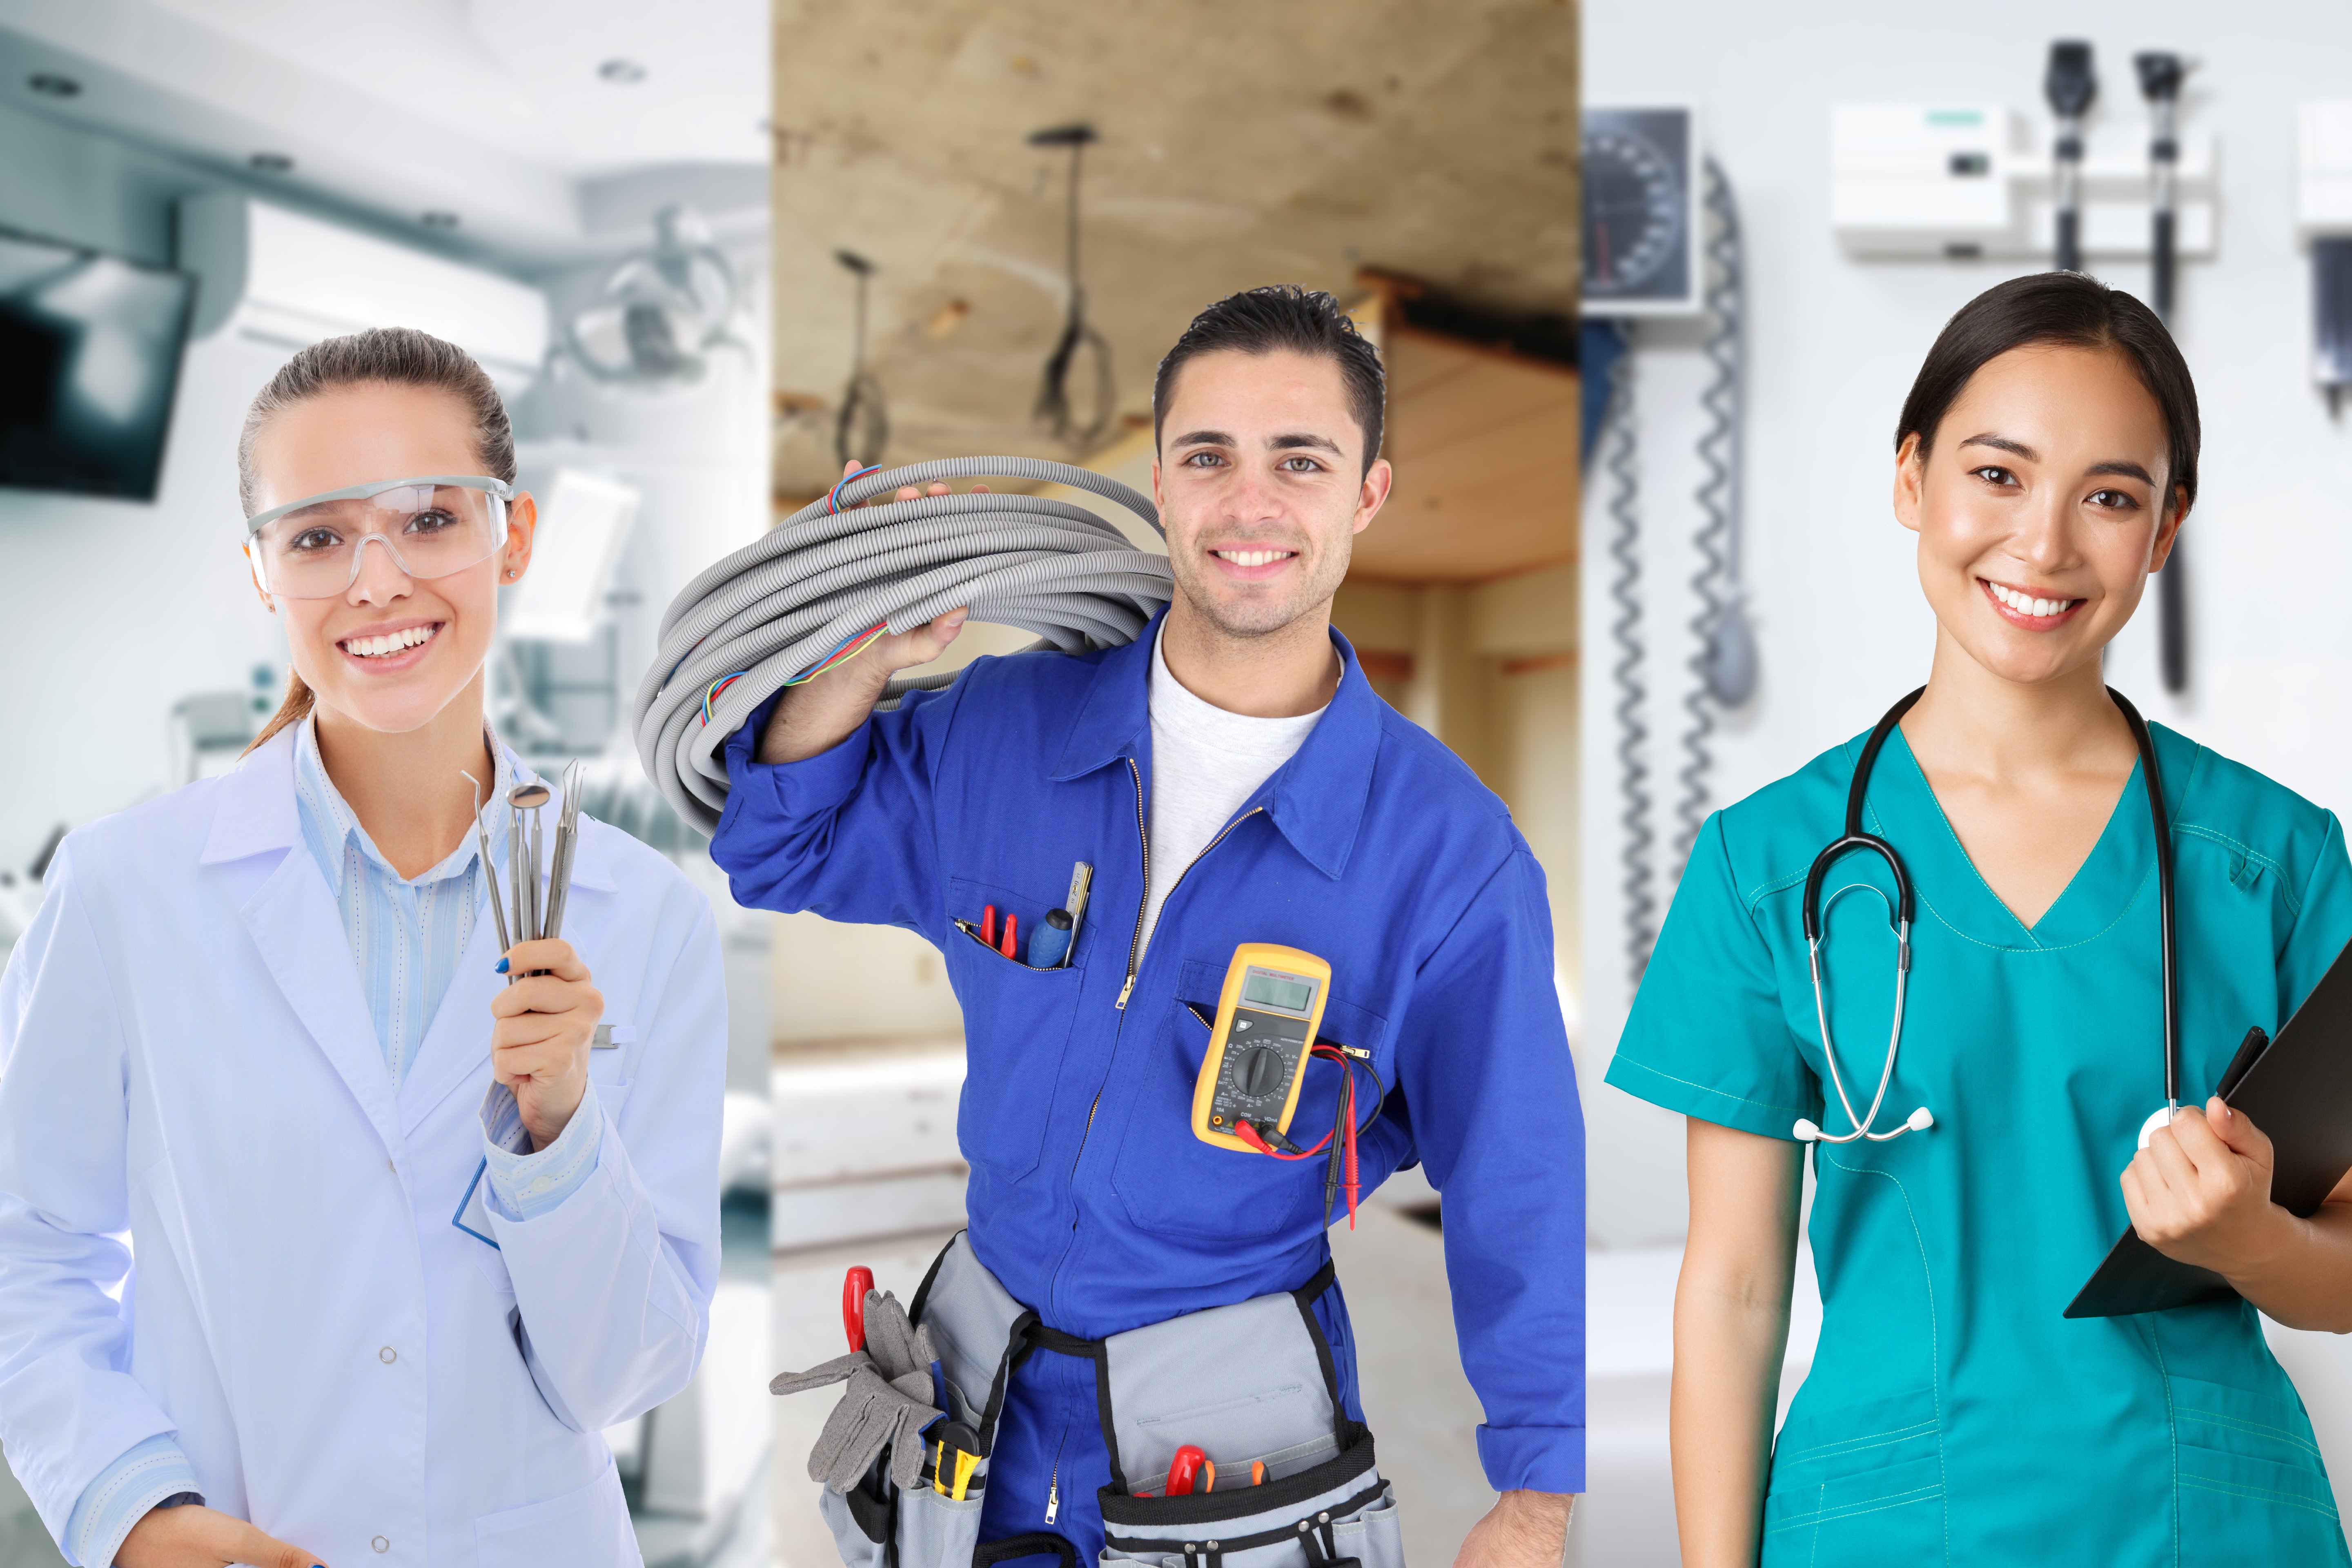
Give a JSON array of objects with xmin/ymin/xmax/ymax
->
[{"xmin": 2067, "ymin": 933, "xmax": 2352, "ymax": 1319}]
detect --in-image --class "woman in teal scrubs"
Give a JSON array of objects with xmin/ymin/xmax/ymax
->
[{"xmin": 1609, "ymin": 272, "xmax": 2352, "ymax": 1566}]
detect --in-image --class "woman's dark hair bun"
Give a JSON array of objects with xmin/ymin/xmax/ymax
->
[{"xmin": 1895, "ymin": 271, "xmax": 2200, "ymax": 510}]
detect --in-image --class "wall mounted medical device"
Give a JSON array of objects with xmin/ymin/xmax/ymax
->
[
  {"xmin": 1581, "ymin": 106, "xmax": 1702, "ymax": 316},
  {"xmin": 1192, "ymin": 945, "xmax": 1331, "ymax": 1152},
  {"xmin": 2296, "ymin": 105, "xmax": 2352, "ymax": 417},
  {"xmin": 1583, "ymin": 106, "xmax": 1755, "ymax": 985},
  {"xmin": 2135, "ymin": 52, "xmax": 2192, "ymax": 696},
  {"xmin": 2045, "ymin": 40, "xmax": 2097, "ymax": 274},
  {"xmin": 1829, "ymin": 102, "xmax": 2214, "ymax": 262}
]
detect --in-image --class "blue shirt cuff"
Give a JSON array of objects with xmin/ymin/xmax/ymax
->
[
  {"xmin": 479, "ymin": 1080, "xmax": 604, "ymax": 1221},
  {"xmin": 721, "ymin": 692, "xmax": 871, "ymax": 810},
  {"xmin": 64, "ymin": 1434, "xmax": 200, "ymax": 1568},
  {"xmin": 1476, "ymin": 1422, "xmax": 1586, "ymax": 1496}
]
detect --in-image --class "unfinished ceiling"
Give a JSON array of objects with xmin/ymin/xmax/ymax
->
[{"xmin": 769, "ymin": 0, "xmax": 1579, "ymax": 499}]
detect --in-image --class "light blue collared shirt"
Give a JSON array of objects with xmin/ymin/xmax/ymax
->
[{"xmin": 63, "ymin": 717, "xmax": 603, "ymax": 1567}]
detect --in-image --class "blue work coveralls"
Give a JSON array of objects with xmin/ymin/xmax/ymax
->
[{"xmin": 715, "ymin": 612, "xmax": 1585, "ymax": 1562}]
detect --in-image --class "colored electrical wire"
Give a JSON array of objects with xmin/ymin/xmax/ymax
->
[
  {"xmin": 635, "ymin": 457, "xmax": 1171, "ymax": 833},
  {"xmin": 784, "ymin": 621, "xmax": 890, "ymax": 685},
  {"xmin": 702, "ymin": 673, "xmax": 746, "ymax": 726},
  {"xmin": 1232, "ymin": 1045, "xmax": 1383, "ymax": 1229},
  {"xmin": 826, "ymin": 464, "xmax": 882, "ymax": 515}
]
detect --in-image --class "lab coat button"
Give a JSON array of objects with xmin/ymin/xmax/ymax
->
[
  {"xmin": 378, "ymin": 1345, "xmax": 396, "ymax": 1363},
  {"xmin": 372, "ymin": 1536, "xmax": 390, "ymax": 1552}
]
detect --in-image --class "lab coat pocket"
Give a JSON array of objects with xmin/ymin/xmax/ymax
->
[
  {"xmin": 944, "ymin": 878, "xmax": 1087, "ymax": 1182},
  {"xmin": 474, "ymin": 1453, "xmax": 641, "ymax": 1566},
  {"xmin": 1763, "ymin": 1386, "xmax": 1944, "ymax": 1564},
  {"xmin": 2169, "ymin": 1374, "xmax": 2346, "ymax": 1552}
]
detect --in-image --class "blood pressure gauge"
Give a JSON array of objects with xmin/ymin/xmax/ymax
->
[{"xmin": 1582, "ymin": 106, "xmax": 1702, "ymax": 316}]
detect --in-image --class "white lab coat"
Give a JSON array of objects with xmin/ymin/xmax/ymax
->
[{"xmin": 0, "ymin": 730, "xmax": 726, "ymax": 1566}]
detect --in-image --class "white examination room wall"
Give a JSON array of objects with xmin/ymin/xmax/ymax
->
[{"xmin": 1582, "ymin": 0, "xmax": 2352, "ymax": 1550}]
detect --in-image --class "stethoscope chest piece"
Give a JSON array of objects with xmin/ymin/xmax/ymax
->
[{"xmin": 2136, "ymin": 1104, "xmax": 2185, "ymax": 1150}]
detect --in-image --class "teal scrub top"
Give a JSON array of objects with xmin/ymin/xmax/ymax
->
[{"xmin": 1608, "ymin": 720, "xmax": 2352, "ymax": 1566}]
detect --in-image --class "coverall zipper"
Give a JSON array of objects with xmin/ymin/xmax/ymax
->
[
  {"xmin": 1114, "ymin": 760, "xmax": 1151, "ymax": 1011},
  {"xmin": 1045, "ymin": 1423, "xmax": 1067, "ymax": 1524},
  {"xmin": 1079, "ymin": 778, "xmax": 1265, "ymax": 1172},
  {"xmin": 1051, "ymin": 762, "xmax": 1266, "ymax": 1317}
]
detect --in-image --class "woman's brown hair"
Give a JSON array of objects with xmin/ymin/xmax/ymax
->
[{"xmin": 241, "ymin": 327, "xmax": 517, "ymax": 753}]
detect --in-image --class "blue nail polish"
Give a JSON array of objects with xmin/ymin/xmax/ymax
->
[{"xmin": 494, "ymin": 957, "xmax": 510, "ymax": 973}]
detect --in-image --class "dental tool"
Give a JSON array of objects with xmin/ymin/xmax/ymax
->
[
  {"xmin": 459, "ymin": 769, "xmax": 513, "ymax": 976},
  {"xmin": 543, "ymin": 760, "xmax": 584, "ymax": 942}
]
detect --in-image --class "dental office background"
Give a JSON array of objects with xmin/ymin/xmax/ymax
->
[
  {"xmin": 1583, "ymin": 0, "xmax": 2352, "ymax": 1555},
  {"xmin": 0, "ymin": 2, "xmax": 775, "ymax": 1564}
]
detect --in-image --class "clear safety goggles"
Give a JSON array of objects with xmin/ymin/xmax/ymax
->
[{"xmin": 243, "ymin": 476, "xmax": 513, "ymax": 599}]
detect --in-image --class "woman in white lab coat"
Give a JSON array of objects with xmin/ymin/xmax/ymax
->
[{"xmin": 0, "ymin": 328, "xmax": 726, "ymax": 1568}]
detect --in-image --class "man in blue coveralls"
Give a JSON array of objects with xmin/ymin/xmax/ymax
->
[{"xmin": 715, "ymin": 287, "xmax": 1584, "ymax": 1566}]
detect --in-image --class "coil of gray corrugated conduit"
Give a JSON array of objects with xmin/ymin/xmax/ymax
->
[{"xmin": 634, "ymin": 457, "xmax": 1172, "ymax": 833}]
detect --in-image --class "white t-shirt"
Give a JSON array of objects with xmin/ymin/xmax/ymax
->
[{"xmin": 1136, "ymin": 623, "xmax": 1329, "ymax": 964}]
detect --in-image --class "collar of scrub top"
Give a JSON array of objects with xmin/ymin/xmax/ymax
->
[
  {"xmin": 1795, "ymin": 683, "xmax": 2177, "ymax": 1146},
  {"xmin": 242, "ymin": 474, "xmax": 516, "ymax": 534},
  {"xmin": 1041, "ymin": 603, "xmax": 1383, "ymax": 881}
]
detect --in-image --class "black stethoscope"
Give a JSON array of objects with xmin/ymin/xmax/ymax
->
[{"xmin": 1795, "ymin": 685, "xmax": 2178, "ymax": 1146}]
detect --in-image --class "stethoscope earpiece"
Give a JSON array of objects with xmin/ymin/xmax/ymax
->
[{"xmin": 1793, "ymin": 1118, "xmax": 1823, "ymax": 1143}]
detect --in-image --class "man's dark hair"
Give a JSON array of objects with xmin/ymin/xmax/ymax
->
[
  {"xmin": 1896, "ymin": 271, "xmax": 2200, "ymax": 509},
  {"xmin": 1152, "ymin": 286, "xmax": 1386, "ymax": 474}
]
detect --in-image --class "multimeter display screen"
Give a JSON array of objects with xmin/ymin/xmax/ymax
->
[{"xmin": 1242, "ymin": 972, "xmax": 1316, "ymax": 1013}]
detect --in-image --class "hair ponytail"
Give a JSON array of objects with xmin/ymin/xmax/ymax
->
[{"xmin": 245, "ymin": 669, "xmax": 318, "ymax": 755}]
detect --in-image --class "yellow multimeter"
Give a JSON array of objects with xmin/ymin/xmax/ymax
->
[{"xmin": 1192, "ymin": 944, "xmax": 1332, "ymax": 1152}]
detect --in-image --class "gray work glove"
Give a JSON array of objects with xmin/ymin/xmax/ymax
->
[{"xmin": 771, "ymin": 1289, "xmax": 946, "ymax": 1493}]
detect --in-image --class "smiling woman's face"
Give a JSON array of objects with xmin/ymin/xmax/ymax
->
[
  {"xmin": 1896, "ymin": 341, "xmax": 2185, "ymax": 689},
  {"xmin": 247, "ymin": 380, "xmax": 533, "ymax": 735}
]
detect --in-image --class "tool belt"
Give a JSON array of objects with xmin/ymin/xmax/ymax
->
[{"xmin": 812, "ymin": 1233, "xmax": 1404, "ymax": 1568}]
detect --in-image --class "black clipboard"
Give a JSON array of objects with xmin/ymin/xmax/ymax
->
[{"xmin": 2067, "ymin": 933, "xmax": 2352, "ymax": 1318}]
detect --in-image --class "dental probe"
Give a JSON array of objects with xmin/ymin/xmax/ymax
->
[{"xmin": 459, "ymin": 769, "xmax": 514, "ymax": 976}]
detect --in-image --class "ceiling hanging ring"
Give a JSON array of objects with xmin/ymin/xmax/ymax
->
[
  {"xmin": 1029, "ymin": 124, "xmax": 1115, "ymax": 450},
  {"xmin": 833, "ymin": 249, "xmax": 889, "ymax": 469}
]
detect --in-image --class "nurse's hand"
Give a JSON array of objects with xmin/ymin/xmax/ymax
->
[
  {"xmin": 118, "ymin": 1501, "xmax": 326, "ymax": 1566},
  {"xmin": 2121, "ymin": 1096, "xmax": 2292, "ymax": 1276},
  {"xmin": 490, "ymin": 937, "xmax": 602, "ymax": 1152}
]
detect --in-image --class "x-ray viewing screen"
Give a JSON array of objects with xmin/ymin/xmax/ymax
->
[{"xmin": 0, "ymin": 229, "xmax": 195, "ymax": 502}]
